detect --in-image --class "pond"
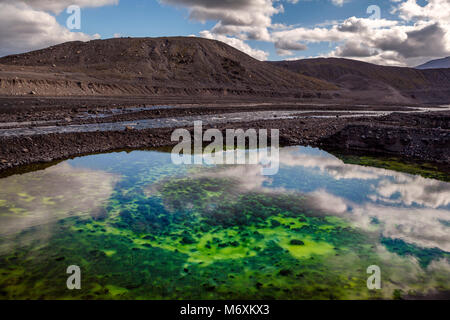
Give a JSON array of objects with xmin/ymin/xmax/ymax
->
[{"xmin": 0, "ymin": 146, "xmax": 449, "ymax": 299}]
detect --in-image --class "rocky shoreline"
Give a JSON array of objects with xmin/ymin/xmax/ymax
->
[
  {"xmin": 0, "ymin": 99, "xmax": 449, "ymax": 176},
  {"xmin": 320, "ymin": 112, "xmax": 450, "ymax": 164}
]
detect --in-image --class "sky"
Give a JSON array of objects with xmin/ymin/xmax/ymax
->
[{"xmin": 0, "ymin": 0, "xmax": 449, "ymax": 67}]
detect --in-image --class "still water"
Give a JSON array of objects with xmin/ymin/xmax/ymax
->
[{"xmin": 0, "ymin": 146, "xmax": 449, "ymax": 299}]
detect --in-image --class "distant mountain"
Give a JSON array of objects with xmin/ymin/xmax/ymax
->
[
  {"xmin": 416, "ymin": 57, "xmax": 450, "ymax": 70},
  {"xmin": 1, "ymin": 38, "xmax": 450, "ymax": 103},
  {"xmin": 270, "ymin": 58, "xmax": 450, "ymax": 103}
]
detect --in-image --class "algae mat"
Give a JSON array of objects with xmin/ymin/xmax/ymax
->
[{"xmin": 0, "ymin": 147, "xmax": 449, "ymax": 299}]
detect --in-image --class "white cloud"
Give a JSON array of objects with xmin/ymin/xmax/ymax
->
[
  {"xmin": 330, "ymin": 0, "xmax": 348, "ymax": 7},
  {"xmin": 394, "ymin": 0, "xmax": 450, "ymax": 22},
  {"xmin": 274, "ymin": 39, "xmax": 307, "ymax": 56},
  {"xmin": 272, "ymin": 10, "xmax": 450, "ymax": 66},
  {"xmin": 2, "ymin": 0, "xmax": 450, "ymax": 66},
  {"xmin": 199, "ymin": 30, "xmax": 269, "ymax": 60},
  {"xmin": 0, "ymin": 1, "xmax": 102, "ymax": 56},
  {"xmin": 168, "ymin": 0, "xmax": 450, "ymax": 65},
  {"xmin": 161, "ymin": 0, "xmax": 281, "ymax": 40},
  {"xmin": 161, "ymin": 0, "xmax": 283, "ymax": 60}
]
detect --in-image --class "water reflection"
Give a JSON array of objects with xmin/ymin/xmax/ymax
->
[
  {"xmin": 0, "ymin": 146, "xmax": 448, "ymax": 299},
  {"xmin": 0, "ymin": 162, "xmax": 119, "ymax": 238},
  {"xmin": 202, "ymin": 147, "xmax": 450, "ymax": 251}
]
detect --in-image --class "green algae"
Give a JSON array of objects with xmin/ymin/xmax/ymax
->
[
  {"xmin": 0, "ymin": 149, "xmax": 449, "ymax": 300},
  {"xmin": 336, "ymin": 153, "xmax": 450, "ymax": 182},
  {"xmin": 381, "ymin": 238, "xmax": 450, "ymax": 269},
  {"xmin": 0, "ymin": 176, "xmax": 373, "ymax": 299}
]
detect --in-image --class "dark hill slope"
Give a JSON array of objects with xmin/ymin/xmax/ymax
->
[
  {"xmin": 270, "ymin": 58, "xmax": 450, "ymax": 103},
  {"xmin": 0, "ymin": 37, "xmax": 334, "ymax": 97}
]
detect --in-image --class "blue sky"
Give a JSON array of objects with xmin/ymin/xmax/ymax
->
[
  {"xmin": 1, "ymin": 0, "xmax": 449, "ymax": 66},
  {"xmin": 54, "ymin": 0, "xmax": 399, "ymax": 60}
]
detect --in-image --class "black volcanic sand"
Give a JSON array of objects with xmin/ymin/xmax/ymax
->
[{"xmin": 0, "ymin": 97, "xmax": 449, "ymax": 174}]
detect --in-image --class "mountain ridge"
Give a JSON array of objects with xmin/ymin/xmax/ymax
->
[
  {"xmin": 0, "ymin": 37, "xmax": 335, "ymax": 98},
  {"xmin": 270, "ymin": 57, "xmax": 450, "ymax": 103},
  {"xmin": 1, "ymin": 37, "xmax": 450, "ymax": 103},
  {"xmin": 416, "ymin": 57, "xmax": 450, "ymax": 70}
]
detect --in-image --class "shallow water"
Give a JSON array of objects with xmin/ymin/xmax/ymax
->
[
  {"xmin": 2, "ymin": 104, "xmax": 450, "ymax": 137},
  {"xmin": 0, "ymin": 146, "xmax": 449, "ymax": 299}
]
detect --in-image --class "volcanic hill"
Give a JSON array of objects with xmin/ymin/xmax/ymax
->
[{"xmin": 0, "ymin": 37, "xmax": 334, "ymax": 98}]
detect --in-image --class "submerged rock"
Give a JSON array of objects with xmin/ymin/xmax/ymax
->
[
  {"xmin": 289, "ymin": 239, "xmax": 305, "ymax": 246},
  {"xmin": 279, "ymin": 269, "xmax": 292, "ymax": 276},
  {"xmin": 180, "ymin": 232, "xmax": 196, "ymax": 245}
]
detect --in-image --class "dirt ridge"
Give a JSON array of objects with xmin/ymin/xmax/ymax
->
[{"xmin": 0, "ymin": 37, "xmax": 335, "ymax": 97}]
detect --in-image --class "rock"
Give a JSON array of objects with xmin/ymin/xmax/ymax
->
[
  {"xmin": 289, "ymin": 239, "xmax": 305, "ymax": 246},
  {"xmin": 271, "ymin": 220, "xmax": 281, "ymax": 227},
  {"xmin": 229, "ymin": 241, "xmax": 239, "ymax": 247},
  {"xmin": 180, "ymin": 233, "xmax": 195, "ymax": 245},
  {"xmin": 279, "ymin": 269, "xmax": 292, "ymax": 276},
  {"xmin": 125, "ymin": 126, "xmax": 134, "ymax": 131}
]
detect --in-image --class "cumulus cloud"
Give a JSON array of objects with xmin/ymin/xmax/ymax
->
[
  {"xmin": 0, "ymin": 0, "xmax": 114, "ymax": 56},
  {"xmin": 177, "ymin": 0, "xmax": 450, "ymax": 65},
  {"xmin": 271, "ymin": 1, "xmax": 450, "ymax": 66},
  {"xmin": 274, "ymin": 39, "xmax": 307, "ymax": 56},
  {"xmin": 162, "ymin": 0, "xmax": 280, "ymax": 41},
  {"xmin": 200, "ymin": 30, "xmax": 269, "ymax": 60},
  {"xmin": 334, "ymin": 41, "xmax": 378, "ymax": 58},
  {"xmin": 161, "ymin": 0, "xmax": 280, "ymax": 40},
  {"xmin": 394, "ymin": 0, "xmax": 450, "ymax": 22},
  {"xmin": 2, "ymin": 0, "xmax": 450, "ymax": 65},
  {"xmin": 0, "ymin": 2, "xmax": 92, "ymax": 56},
  {"xmin": 161, "ymin": 0, "xmax": 289, "ymax": 60}
]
